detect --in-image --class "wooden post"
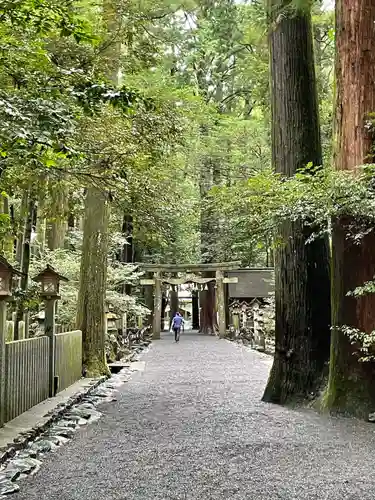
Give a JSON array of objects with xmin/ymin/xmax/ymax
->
[
  {"xmin": 169, "ymin": 284, "xmax": 179, "ymax": 328},
  {"xmin": 161, "ymin": 292, "xmax": 167, "ymax": 332},
  {"xmin": 0, "ymin": 299, "xmax": 7, "ymax": 427},
  {"xmin": 45, "ymin": 298, "xmax": 57, "ymax": 397},
  {"xmin": 216, "ymin": 270, "xmax": 226, "ymax": 338},
  {"xmin": 153, "ymin": 272, "xmax": 162, "ymax": 340},
  {"xmin": 23, "ymin": 311, "xmax": 30, "ymax": 338},
  {"xmin": 192, "ymin": 290, "xmax": 199, "ymax": 330},
  {"xmin": 233, "ymin": 313, "xmax": 240, "ymax": 332},
  {"xmin": 253, "ymin": 305, "xmax": 265, "ymax": 352},
  {"xmin": 6, "ymin": 321, "xmax": 14, "ymax": 342},
  {"xmin": 18, "ymin": 320, "xmax": 25, "ymax": 340}
]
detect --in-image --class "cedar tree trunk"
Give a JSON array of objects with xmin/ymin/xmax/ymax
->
[
  {"xmin": 324, "ymin": 0, "xmax": 375, "ymax": 417},
  {"xmin": 262, "ymin": 2, "xmax": 331, "ymax": 404},
  {"xmin": 76, "ymin": 186, "xmax": 110, "ymax": 377}
]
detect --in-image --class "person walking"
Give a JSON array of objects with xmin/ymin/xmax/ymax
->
[{"xmin": 171, "ymin": 312, "xmax": 184, "ymax": 342}]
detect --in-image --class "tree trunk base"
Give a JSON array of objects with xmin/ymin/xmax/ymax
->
[
  {"xmin": 84, "ymin": 357, "xmax": 110, "ymax": 378},
  {"xmin": 262, "ymin": 222, "xmax": 331, "ymax": 406},
  {"xmin": 324, "ymin": 222, "xmax": 375, "ymax": 419}
]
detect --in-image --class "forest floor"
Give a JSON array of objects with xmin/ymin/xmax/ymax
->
[{"xmin": 13, "ymin": 331, "xmax": 375, "ymax": 500}]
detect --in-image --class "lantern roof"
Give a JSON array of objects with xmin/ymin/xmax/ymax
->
[
  {"xmin": 106, "ymin": 312, "xmax": 118, "ymax": 319},
  {"xmin": 0, "ymin": 255, "xmax": 23, "ymax": 276},
  {"xmin": 250, "ymin": 298, "xmax": 261, "ymax": 306},
  {"xmin": 32, "ymin": 264, "xmax": 69, "ymax": 283}
]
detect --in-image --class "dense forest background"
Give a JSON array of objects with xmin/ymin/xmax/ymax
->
[{"xmin": 2, "ymin": 0, "xmax": 375, "ymax": 418}]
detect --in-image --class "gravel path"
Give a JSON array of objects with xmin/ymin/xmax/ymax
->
[{"xmin": 14, "ymin": 332, "xmax": 375, "ymax": 500}]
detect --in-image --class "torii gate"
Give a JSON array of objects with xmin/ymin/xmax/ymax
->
[{"xmin": 138, "ymin": 262, "xmax": 240, "ymax": 339}]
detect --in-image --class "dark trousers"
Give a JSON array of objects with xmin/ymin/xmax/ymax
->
[{"xmin": 173, "ymin": 327, "xmax": 181, "ymax": 341}]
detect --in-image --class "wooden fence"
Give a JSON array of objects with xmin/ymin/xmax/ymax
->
[
  {"xmin": 4, "ymin": 337, "xmax": 50, "ymax": 422},
  {"xmin": 55, "ymin": 330, "xmax": 82, "ymax": 392},
  {"xmin": 2, "ymin": 330, "xmax": 83, "ymax": 425}
]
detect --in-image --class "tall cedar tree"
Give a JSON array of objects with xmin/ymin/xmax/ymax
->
[
  {"xmin": 76, "ymin": 0, "xmax": 119, "ymax": 376},
  {"xmin": 324, "ymin": 0, "xmax": 375, "ymax": 417},
  {"xmin": 76, "ymin": 186, "xmax": 110, "ymax": 376},
  {"xmin": 262, "ymin": 1, "xmax": 331, "ymax": 403}
]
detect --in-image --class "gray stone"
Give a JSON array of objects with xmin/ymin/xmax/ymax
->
[
  {"xmin": 85, "ymin": 396, "xmax": 101, "ymax": 405},
  {"xmin": 78, "ymin": 402, "xmax": 95, "ymax": 409},
  {"xmin": 68, "ymin": 408, "xmax": 102, "ymax": 421},
  {"xmin": 43, "ymin": 435, "xmax": 68, "ymax": 447},
  {"xmin": 92, "ymin": 388, "xmax": 113, "ymax": 398},
  {"xmin": 18, "ymin": 449, "xmax": 37, "ymax": 459},
  {"xmin": 0, "ymin": 467, "xmax": 21, "ymax": 482},
  {"xmin": 104, "ymin": 383, "xmax": 117, "ymax": 389},
  {"xmin": 10, "ymin": 458, "xmax": 41, "ymax": 475},
  {"xmin": 0, "ymin": 449, "xmax": 8, "ymax": 464},
  {"xmin": 29, "ymin": 440, "xmax": 53, "ymax": 454},
  {"xmin": 5, "ymin": 449, "xmax": 15, "ymax": 460},
  {"xmin": 13, "ymin": 436, "xmax": 28, "ymax": 448},
  {"xmin": 57, "ymin": 419, "xmax": 78, "ymax": 429},
  {"xmin": 49, "ymin": 426, "xmax": 75, "ymax": 439},
  {"xmin": 63, "ymin": 415, "xmax": 88, "ymax": 426},
  {"xmin": 0, "ymin": 479, "xmax": 20, "ymax": 495}
]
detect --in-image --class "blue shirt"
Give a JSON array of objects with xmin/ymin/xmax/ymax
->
[{"xmin": 172, "ymin": 315, "xmax": 183, "ymax": 328}]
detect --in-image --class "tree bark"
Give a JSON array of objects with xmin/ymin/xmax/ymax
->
[
  {"xmin": 199, "ymin": 158, "xmax": 218, "ymax": 334},
  {"xmin": 262, "ymin": 2, "xmax": 331, "ymax": 404},
  {"xmin": 143, "ymin": 272, "xmax": 154, "ymax": 326},
  {"xmin": 0, "ymin": 196, "xmax": 12, "ymax": 257},
  {"xmin": 76, "ymin": 186, "xmax": 110, "ymax": 376},
  {"xmin": 119, "ymin": 213, "xmax": 133, "ymax": 295},
  {"xmin": 199, "ymin": 280, "xmax": 217, "ymax": 335},
  {"xmin": 14, "ymin": 198, "xmax": 35, "ymax": 340},
  {"xmin": 15, "ymin": 192, "xmax": 28, "ymax": 265},
  {"xmin": 76, "ymin": 0, "xmax": 120, "ymax": 376},
  {"xmin": 46, "ymin": 219, "xmax": 66, "ymax": 250},
  {"xmin": 46, "ymin": 187, "xmax": 68, "ymax": 250},
  {"xmin": 35, "ymin": 206, "xmax": 46, "ymax": 257},
  {"xmin": 324, "ymin": 0, "xmax": 375, "ymax": 417}
]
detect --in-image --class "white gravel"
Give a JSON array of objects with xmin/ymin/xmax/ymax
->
[{"xmin": 14, "ymin": 331, "xmax": 375, "ymax": 500}]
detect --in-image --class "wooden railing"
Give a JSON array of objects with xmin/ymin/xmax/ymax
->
[{"xmin": 4, "ymin": 336, "xmax": 50, "ymax": 422}]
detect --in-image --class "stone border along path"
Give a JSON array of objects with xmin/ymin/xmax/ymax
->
[
  {"xmin": 8, "ymin": 330, "xmax": 375, "ymax": 500},
  {"xmin": 0, "ymin": 377, "xmax": 105, "ymax": 464},
  {"xmin": 0, "ymin": 340, "xmax": 152, "ymax": 497}
]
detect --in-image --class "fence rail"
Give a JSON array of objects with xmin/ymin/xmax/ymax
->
[
  {"xmin": 54, "ymin": 330, "xmax": 82, "ymax": 392},
  {"xmin": 4, "ymin": 336, "xmax": 50, "ymax": 422}
]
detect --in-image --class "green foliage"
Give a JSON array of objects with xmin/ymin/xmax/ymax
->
[
  {"xmin": 339, "ymin": 326, "xmax": 375, "ymax": 363},
  {"xmin": 0, "ymin": 0, "xmax": 337, "ymax": 335},
  {"xmin": 29, "ymin": 231, "xmax": 149, "ymax": 325}
]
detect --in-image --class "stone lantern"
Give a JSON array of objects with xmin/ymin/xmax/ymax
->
[
  {"xmin": 231, "ymin": 301, "xmax": 241, "ymax": 332},
  {"xmin": 32, "ymin": 265, "xmax": 69, "ymax": 397},
  {"xmin": 0, "ymin": 255, "xmax": 22, "ymax": 298},
  {"xmin": 106, "ymin": 311, "xmax": 118, "ymax": 334},
  {"xmin": 0, "ymin": 256, "xmax": 23, "ymax": 427},
  {"xmin": 32, "ymin": 265, "xmax": 68, "ymax": 299}
]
